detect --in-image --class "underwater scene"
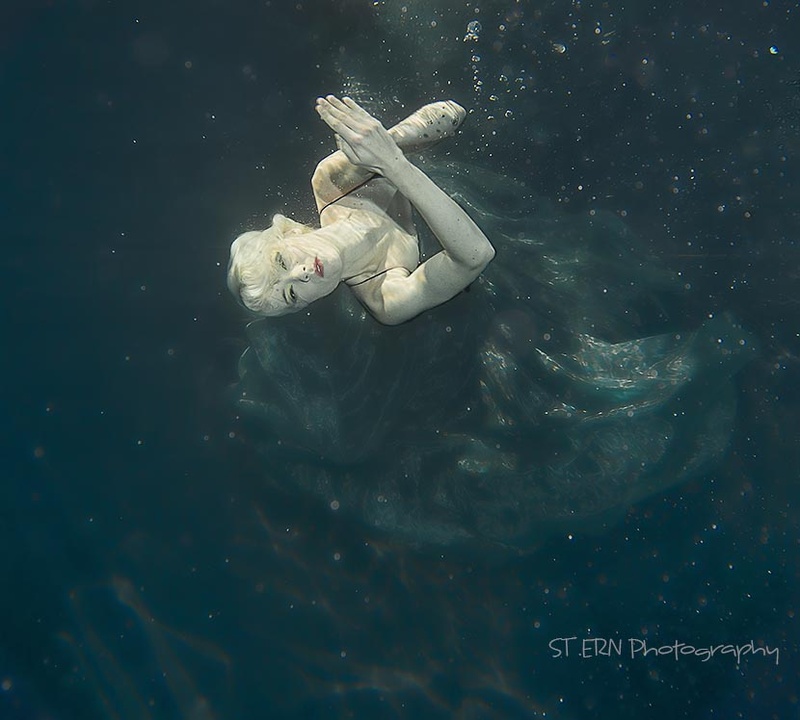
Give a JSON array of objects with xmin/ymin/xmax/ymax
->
[{"xmin": 3, "ymin": 0, "xmax": 799, "ymax": 718}]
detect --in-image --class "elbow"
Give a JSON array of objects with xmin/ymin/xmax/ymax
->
[
  {"xmin": 373, "ymin": 313, "xmax": 405, "ymax": 327},
  {"xmin": 470, "ymin": 241, "xmax": 495, "ymax": 271},
  {"xmin": 375, "ymin": 306, "xmax": 413, "ymax": 326},
  {"xmin": 372, "ymin": 297, "xmax": 420, "ymax": 326}
]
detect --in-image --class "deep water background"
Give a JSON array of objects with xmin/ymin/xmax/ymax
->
[{"xmin": 2, "ymin": 0, "xmax": 799, "ymax": 718}]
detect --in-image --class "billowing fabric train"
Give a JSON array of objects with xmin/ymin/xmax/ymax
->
[{"xmin": 234, "ymin": 164, "xmax": 756, "ymax": 551}]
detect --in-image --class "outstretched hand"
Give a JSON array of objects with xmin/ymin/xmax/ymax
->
[{"xmin": 315, "ymin": 95, "xmax": 404, "ymax": 176}]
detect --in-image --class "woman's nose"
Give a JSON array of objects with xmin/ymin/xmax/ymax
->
[{"xmin": 290, "ymin": 265, "xmax": 310, "ymax": 282}]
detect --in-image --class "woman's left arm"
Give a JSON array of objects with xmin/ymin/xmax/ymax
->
[{"xmin": 377, "ymin": 157, "xmax": 495, "ymax": 322}]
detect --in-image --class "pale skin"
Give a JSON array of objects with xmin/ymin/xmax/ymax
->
[{"xmin": 268, "ymin": 95, "xmax": 495, "ymax": 325}]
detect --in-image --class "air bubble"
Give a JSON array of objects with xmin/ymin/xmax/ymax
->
[{"xmin": 464, "ymin": 20, "xmax": 482, "ymax": 42}]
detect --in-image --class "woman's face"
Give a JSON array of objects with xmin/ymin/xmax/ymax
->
[{"xmin": 264, "ymin": 233, "xmax": 343, "ymax": 316}]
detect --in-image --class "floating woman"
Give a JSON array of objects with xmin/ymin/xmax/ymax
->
[
  {"xmin": 227, "ymin": 95, "xmax": 756, "ymax": 549},
  {"xmin": 227, "ymin": 95, "xmax": 495, "ymax": 325}
]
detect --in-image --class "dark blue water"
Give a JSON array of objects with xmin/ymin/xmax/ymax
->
[{"xmin": 3, "ymin": 1, "xmax": 798, "ymax": 718}]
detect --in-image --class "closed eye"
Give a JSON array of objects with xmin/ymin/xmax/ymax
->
[{"xmin": 276, "ymin": 252, "xmax": 288, "ymax": 270}]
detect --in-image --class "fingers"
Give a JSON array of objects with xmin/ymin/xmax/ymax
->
[
  {"xmin": 315, "ymin": 95, "xmax": 349, "ymax": 120},
  {"xmin": 332, "ymin": 132, "xmax": 359, "ymax": 166},
  {"xmin": 315, "ymin": 96, "xmax": 357, "ymax": 140},
  {"xmin": 342, "ymin": 96, "xmax": 375, "ymax": 121},
  {"xmin": 322, "ymin": 95, "xmax": 367, "ymax": 117},
  {"xmin": 316, "ymin": 112, "xmax": 348, "ymax": 145},
  {"xmin": 316, "ymin": 94, "xmax": 378, "ymax": 134},
  {"xmin": 324, "ymin": 95, "xmax": 350, "ymax": 113},
  {"xmin": 338, "ymin": 140, "xmax": 360, "ymax": 167}
]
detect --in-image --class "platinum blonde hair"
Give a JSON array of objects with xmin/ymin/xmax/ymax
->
[{"xmin": 227, "ymin": 214, "xmax": 312, "ymax": 314}]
